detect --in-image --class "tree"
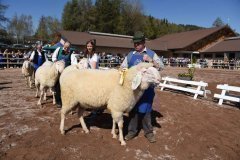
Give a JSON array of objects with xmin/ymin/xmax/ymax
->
[
  {"xmin": 95, "ymin": 0, "xmax": 123, "ymax": 33},
  {"xmin": 8, "ymin": 14, "xmax": 33, "ymax": 44},
  {"xmin": 120, "ymin": 0, "xmax": 144, "ymax": 35},
  {"xmin": 0, "ymin": 1, "xmax": 8, "ymax": 28},
  {"xmin": 35, "ymin": 16, "xmax": 62, "ymax": 43},
  {"xmin": 62, "ymin": 0, "xmax": 94, "ymax": 31},
  {"xmin": 62, "ymin": 0, "xmax": 81, "ymax": 31},
  {"xmin": 212, "ymin": 17, "xmax": 225, "ymax": 27}
]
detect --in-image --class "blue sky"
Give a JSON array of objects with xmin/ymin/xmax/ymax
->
[{"xmin": 3, "ymin": 0, "xmax": 240, "ymax": 34}]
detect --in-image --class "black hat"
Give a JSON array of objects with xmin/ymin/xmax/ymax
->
[{"xmin": 132, "ymin": 31, "xmax": 145, "ymax": 43}]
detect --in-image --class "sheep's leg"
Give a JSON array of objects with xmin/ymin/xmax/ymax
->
[
  {"xmin": 78, "ymin": 108, "xmax": 89, "ymax": 133},
  {"xmin": 60, "ymin": 109, "xmax": 66, "ymax": 135},
  {"xmin": 117, "ymin": 119, "xmax": 125, "ymax": 145},
  {"xmin": 35, "ymin": 84, "xmax": 39, "ymax": 98},
  {"xmin": 28, "ymin": 76, "xmax": 33, "ymax": 88},
  {"xmin": 51, "ymin": 88, "xmax": 56, "ymax": 105},
  {"xmin": 37, "ymin": 85, "xmax": 45, "ymax": 105},
  {"xmin": 111, "ymin": 119, "xmax": 117, "ymax": 139},
  {"xmin": 43, "ymin": 88, "xmax": 47, "ymax": 101},
  {"xmin": 25, "ymin": 77, "xmax": 28, "ymax": 87},
  {"xmin": 112, "ymin": 112, "xmax": 126, "ymax": 146}
]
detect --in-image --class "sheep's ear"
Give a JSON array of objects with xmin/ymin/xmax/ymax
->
[{"xmin": 131, "ymin": 71, "xmax": 142, "ymax": 90}]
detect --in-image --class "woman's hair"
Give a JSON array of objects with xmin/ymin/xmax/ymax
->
[{"xmin": 84, "ymin": 39, "xmax": 96, "ymax": 58}]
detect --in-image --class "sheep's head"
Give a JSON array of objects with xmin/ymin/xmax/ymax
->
[
  {"xmin": 55, "ymin": 60, "xmax": 65, "ymax": 74},
  {"xmin": 23, "ymin": 60, "xmax": 31, "ymax": 69},
  {"xmin": 131, "ymin": 63, "xmax": 161, "ymax": 90},
  {"xmin": 77, "ymin": 58, "xmax": 89, "ymax": 69}
]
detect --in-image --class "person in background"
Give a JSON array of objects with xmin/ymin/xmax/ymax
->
[
  {"xmin": 84, "ymin": 39, "xmax": 99, "ymax": 69},
  {"xmin": 84, "ymin": 39, "xmax": 103, "ymax": 118},
  {"xmin": 121, "ymin": 31, "xmax": 164, "ymax": 143},
  {"xmin": 52, "ymin": 41, "xmax": 77, "ymax": 108},
  {"xmin": 29, "ymin": 43, "xmax": 46, "ymax": 72},
  {"xmin": 52, "ymin": 41, "xmax": 77, "ymax": 66}
]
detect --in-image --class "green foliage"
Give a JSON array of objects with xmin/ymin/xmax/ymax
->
[
  {"xmin": 61, "ymin": 0, "xmax": 203, "ymax": 37},
  {"xmin": 0, "ymin": 2, "xmax": 8, "ymax": 28},
  {"xmin": 35, "ymin": 16, "xmax": 62, "ymax": 43},
  {"xmin": 192, "ymin": 56, "xmax": 197, "ymax": 64},
  {"xmin": 212, "ymin": 17, "xmax": 225, "ymax": 27},
  {"xmin": 178, "ymin": 67, "xmax": 195, "ymax": 80}
]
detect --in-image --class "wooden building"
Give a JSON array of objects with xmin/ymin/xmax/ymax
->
[
  {"xmin": 148, "ymin": 25, "xmax": 236, "ymax": 59},
  {"xmin": 59, "ymin": 25, "xmax": 238, "ymax": 60}
]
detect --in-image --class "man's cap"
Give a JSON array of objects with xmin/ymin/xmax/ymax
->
[{"xmin": 132, "ymin": 31, "xmax": 145, "ymax": 43}]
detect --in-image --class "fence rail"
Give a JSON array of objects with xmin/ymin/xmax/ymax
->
[{"xmin": 0, "ymin": 57, "xmax": 122, "ymax": 69}]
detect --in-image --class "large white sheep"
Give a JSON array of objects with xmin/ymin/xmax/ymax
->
[
  {"xmin": 35, "ymin": 60, "xmax": 65, "ymax": 105},
  {"xmin": 21, "ymin": 60, "xmax": 34, "ymax": 88},
  {"xmin": 59, "ymin": 62, "xmax": 161, "ymax": 145}
]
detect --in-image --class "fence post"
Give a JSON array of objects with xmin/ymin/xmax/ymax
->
[
  {"xmin": 218, "ymin": 84, "xmax": 228, "ymax": 105},
  {"xmin": 6, "ymin": 53, "xmax": 9, "ymax": 68},
  {"xmin": 160, "ymin": 77, "xmax": 168, "ymax": 91}
]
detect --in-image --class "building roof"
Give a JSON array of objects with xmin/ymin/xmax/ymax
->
[
  {"xmin": 59, "ymin": 30, "xmax": 166, "ymax": 51},
  {"xmin": 202, "ymin": 37, "xmax": 240, "ymax": 53},
  {"xmin": 60, "ymin": 30, "xmax": 133, "ymax": 48},
  {"xmin": 149, "ymin": 26, "xmax": 233, "ymax": 50}
]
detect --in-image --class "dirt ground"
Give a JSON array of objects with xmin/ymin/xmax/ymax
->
[{"xmin": 0, "ymin": 67, "xmax": 240, "ymax": 160}]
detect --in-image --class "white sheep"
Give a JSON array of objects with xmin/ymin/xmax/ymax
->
[
  {"xmin": 35, "ymin": 60, "xmax": 65, "ymax": 105},
  {"xmin": 21, "ymin": 60, "xmax": 34, "ymax": 88},
  {"xmin": 59, "ymin": 62, "xmax": 161, "ymax": 145},
  {"xmin": 60, "ymin": 58, "xmax": 89, "ymax": 78}
]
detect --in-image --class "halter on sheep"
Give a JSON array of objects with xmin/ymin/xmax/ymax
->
[{"xmin": 59, "ymin": 62, "xmax": 161, "ymax": 145}]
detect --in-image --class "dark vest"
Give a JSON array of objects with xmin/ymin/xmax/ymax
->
[
  {"xmin": 57, "ymin": 48, "xmax": 72, "ymax": 67},
  {"xmin": 33, "ymin": 50, "xmax": 46, "ymax": 66}
]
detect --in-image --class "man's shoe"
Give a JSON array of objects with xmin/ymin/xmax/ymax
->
[
  {"xmin": 125, "ymin": 133, "xmax": 136, "ymax": 141},
  {"xmin": 145, "ymin": 133, "xmax": 156, "ymax": 143},
  {"xmin": 57, "ymin": 105, "xmax": 61, "ymax": 109},
  {"xmin": 55, "ymin": 100, "xmax": 62, "ymax": 108}
]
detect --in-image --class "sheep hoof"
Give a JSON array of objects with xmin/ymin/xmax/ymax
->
[
  {"xmin": 53, "ymin": 101, "xmax": 56, "ymax": 105},
  {"xmin": 120, "ymin": 141, "xmax": 126, "ymax": 146},
  {"xmin": 84, "ymin": 130, "xmax": 90, "ymax": 134},
  {"xmin": 37, "ymin": 101, "xmax": 42, "ymax": 105},
  {"xmin": 61, "ymin": 130, "xmax": 66, "ymax": 135},
  {"xmin": 112, "ymin": 134, "xmax": 117, "ymax": 139}
]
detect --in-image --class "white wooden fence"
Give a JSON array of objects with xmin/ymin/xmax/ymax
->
[
  {"xmin": 159, "ymin": 77, "xmax": 208, "ymax": 99},
  {"xmin": 214, "ymin": 84, "xmax": 240, "ymax": 105}
]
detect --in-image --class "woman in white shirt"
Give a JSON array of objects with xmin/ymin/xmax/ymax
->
[
  {"xmin": 84, "ymin": 39, "xmax": 99, "ymax": 69},
  {"xmin": 84, "ymin": 39, "xmax": 103, "ymax": 118}
]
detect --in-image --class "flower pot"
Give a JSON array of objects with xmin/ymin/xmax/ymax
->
[{"xmin": 178, "ymin": 76, "xmax": 192, "ymax": 81}]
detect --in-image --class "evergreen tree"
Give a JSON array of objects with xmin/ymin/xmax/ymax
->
[
  {"xmin": 62, "ymin": 0, "xmax": 94, "ymax": 31},
  {"xmin": 212, "ymin": 17, "xmax": 225, "ymax": 27},
  {"xmin": 60, "ymin": 0, "xmax": 204, "ymax": 38},
  {"xmin": 35, "ymin": 16, "xmax": 62, "ymax": 43},
  {"xmin": 0, "ymin": 1, "xmax": 8, "ymax": 28},
  {"xmin": 95, "ymin": 0, "xmax": 122, "ymax": 33},
  {"xmin": 35, "ymin": 16, "xmax": 48, "ymax": 42},
  {"xmin": 62, "ymin": 0, "xmax": 81, "ymax": 31},
  {"xmin": 120, "ymin": 0, "xmax": 144, "ymax": 35}
]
